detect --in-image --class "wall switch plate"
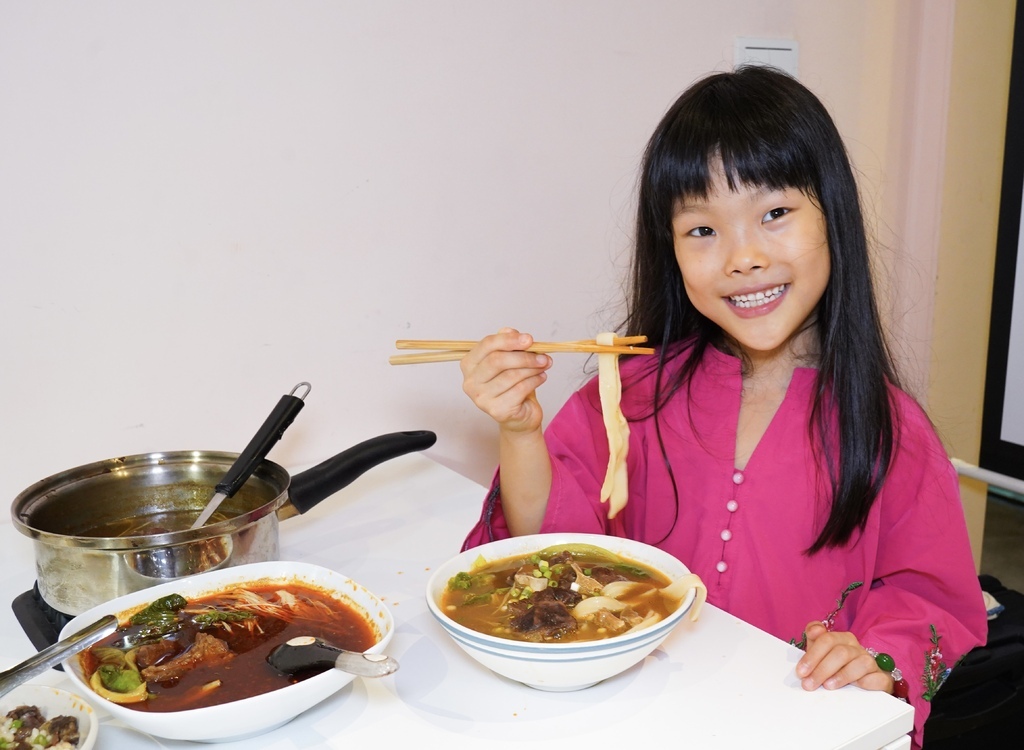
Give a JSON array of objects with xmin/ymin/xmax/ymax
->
[{"xmin": 734, "ymin": 37, "xmax": 799, "ymax": 78}]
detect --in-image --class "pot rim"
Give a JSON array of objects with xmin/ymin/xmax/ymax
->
[{"xmin": 10, "ymin": 450, "xmax": 292, "ymax": 550}]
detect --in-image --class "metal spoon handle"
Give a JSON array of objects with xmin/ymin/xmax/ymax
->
[
  {"xmin": 333, "ymin": 650, "xmax": 399, "ymax": 678},
  {"xmin": 0, "ymin": 614, "xmax": 118, "ymax": 698},
  {"xmin": 191, "ymin": 382, "xmax": 311, "ymax": 529}
]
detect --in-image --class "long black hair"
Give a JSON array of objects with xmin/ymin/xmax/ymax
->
[{"xmin": 624, "ymin": 65, "xmax": 899, "ymax": 553}]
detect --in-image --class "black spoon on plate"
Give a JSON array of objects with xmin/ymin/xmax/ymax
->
[{"xmin": 266, "ymin": 637, "xmax": 399, "ymax": 678}]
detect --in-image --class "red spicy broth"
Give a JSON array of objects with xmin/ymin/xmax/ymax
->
[{"xmin": 78, "ymin": 582, "xmax": 378, "ymax": 712}]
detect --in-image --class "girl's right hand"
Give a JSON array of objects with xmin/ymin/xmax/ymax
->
[{"xmin": 460, "ymin": 328, "xmax": 552, "ymax": 434}]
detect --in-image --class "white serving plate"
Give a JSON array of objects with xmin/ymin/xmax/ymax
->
[{"xmin": 58, "ymin": 560, "xmax": 394, "ymax": 743}]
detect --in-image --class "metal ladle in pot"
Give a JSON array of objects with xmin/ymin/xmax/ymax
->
[{"xmin": 191, "ymin": 382, "xmax": 311, "ymax": 529}]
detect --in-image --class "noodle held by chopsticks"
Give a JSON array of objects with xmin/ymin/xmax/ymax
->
[{"xmin": 597, "ymin": 331, "xmax": 629, "ymax": 518}]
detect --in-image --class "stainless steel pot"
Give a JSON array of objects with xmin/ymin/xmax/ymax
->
[{"xmin": 10, "ymin": 430, "xmax": 436, "ymax": 615}]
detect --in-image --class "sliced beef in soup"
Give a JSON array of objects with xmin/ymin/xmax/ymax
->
[
  {"xmin": 588, "ymin": 566, "xmax": 629, "ymax": 586},
  {"xmin": 134, "ymin": 638, "xmax": 179, "ymax": 670},
  {"xmin": 141, "ymin": 632, "xmax": 235, "ymax": 682},
  {"xmin": 509, "ymin": 592, "xmax": 578, "ymax": 641}
]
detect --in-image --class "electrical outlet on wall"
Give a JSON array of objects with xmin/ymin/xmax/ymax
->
[{"xmin": 734, "ymin": 37, "xmax": 799, "ymax": 78}]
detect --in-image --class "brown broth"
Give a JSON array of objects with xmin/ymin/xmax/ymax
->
[
  {"xmin": 80, "ymin": 583, "xmax": 378, "ymax": 712},
  {"xmin": 440, "ymin": 548, "xmax": 677, "ymax": 643}
]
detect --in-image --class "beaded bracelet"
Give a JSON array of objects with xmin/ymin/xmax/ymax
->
[{"xmin": 867, "ymin": 648, "xmax": 909, "ymax": 701}]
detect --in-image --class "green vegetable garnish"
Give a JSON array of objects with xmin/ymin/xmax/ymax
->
[
  {"xmin": 193, "ymin": 610, "xmax": 256, "ymax": 627},
  {"xmin": 97, "ymin": 663, "xmax": 145, "ymax": 693},
  {"xmin": 608, "ymin": 562, "xmax": 651, "ymax": 578},
  {"xmin": 536, "ymin": 543, "xmax": 623, "ymax": 563},
  {"xmin": 448, "ymin": 571, "xmax": 474, "ymax": 590},
  {"xmin": 127, "ymin": 592, "xmax": 188, "ymax": 640},
  {"xmin": 130, "ymin": 593, "xmax": 187, "ymax": 626}
]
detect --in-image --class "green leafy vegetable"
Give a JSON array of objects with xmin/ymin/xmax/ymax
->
[
  {"xmin": 447, "ymin": 571, "xmax": 496, "ymax": 592},
  {"xmin": 128, "ymin": 592, "xmax": 188, "ymax": 640},
  {"xmin": 536, "ymin": 543, "xmax": 623, "ymax": 563},
  {"xmin": 130, "ymin": 593, "xmax": 187, "ymax": 626},
  {"xmin": 193, "ymin": 610, "xmax": 256, "ymax": 627},
  {"xmin": 447, "ymin": 571, "xmax": 474, "ymax": 590},
  {"xmin": 97, "ymin": 663, "xmax": 145, "ymax": 693},
  {"xmin": 608, "ymin": 562, "xmax": 651, "ymax": 578}
]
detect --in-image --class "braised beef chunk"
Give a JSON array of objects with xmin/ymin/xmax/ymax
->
[
  {"xmin": 547, "ymin": 551, "xmax": 575, "ymax": 566},
  {"xmin": 589, "ymin": 566, "xmax": 628, "ymax": 586},
  {"xmin": 506, "ymin": 599, "xmax": 530, "ymax": 619},
  {"xmin": 141, "ymin": 632, "xmax": 235, "ymax": 682},
  {"xmin": 6, "ymin": 705, "xmax": 44, "ymax": 743},
  {"xmin": 135, "ymin": 638, "xmax": 180, "ymax": 669},
  {"xmin": 510, "ymin": 598, "xmax": 578, "ymax": 641},
  {"xmin": 5, "ymin": 705, "xmax": 44, "ymax": 729},
  {"xmin": 41, "ymin": 715, "xmax": 80, "ymax": 746},
  {"xmin": 214, "ymin": 614, "xmax": 287, "ymax": 655},
  {"xmin": 591, "ymin": 609, "xmax": 629, "ymax": 633},
  {"xmin": 542, "ymin": 581, "xmax": 583, "ymax": 608}
]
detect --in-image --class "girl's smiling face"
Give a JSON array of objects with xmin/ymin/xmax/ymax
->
[{"xmin": 671, "ymin": 161, "xmax": 831, "ymax": 369}]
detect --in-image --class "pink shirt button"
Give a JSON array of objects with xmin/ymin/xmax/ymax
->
[
  {"xmin": 732, "ymin": 471, "xmax": 744, "ymax": 484},
  {"xmin": 727, "ymin": 500, "xmax": 739, "ymax": 512},
  {"xmin": 721, "ymin": 529, "xmax": 732, "ymax": 541},
  {"xmin": 716, "ymin": 561, "xmax": 728, "ymax": 573}
]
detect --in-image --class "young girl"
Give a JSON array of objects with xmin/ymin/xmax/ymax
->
[{"xmin": 458, "ymin": 66, "xmax": 986, "ymax": 748}]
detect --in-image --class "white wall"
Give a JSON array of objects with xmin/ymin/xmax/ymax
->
[{"xmin": 0, "ymin": 1, "xmax": 943, "ymax": 506}]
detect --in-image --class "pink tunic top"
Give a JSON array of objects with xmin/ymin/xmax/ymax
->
[{"xmin": 463, "ymin": 345, "xmax": 987, "ymax": 746}]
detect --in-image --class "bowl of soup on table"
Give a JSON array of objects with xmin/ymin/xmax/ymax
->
[
  {"xmin": 426, "ymin": 533, "xmax": 705, "ymax": 691},
  {"xmin": 58, "ymin": 561, "xmax": 394, "ymax": 743}
]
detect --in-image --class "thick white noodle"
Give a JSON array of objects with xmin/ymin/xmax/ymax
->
[
  {"xmin": 572, "ymin": 595, "xmax": 629, "ymax": 618},
  {"xmin": 597, "ymin": 331, "xmax": 629, "ymax": 518},
  {"xmin": 660, "ymin": 573, "xmax": 707, "ymax": 622}
]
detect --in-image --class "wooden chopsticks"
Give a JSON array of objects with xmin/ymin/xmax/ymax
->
[{"xmin": 390, "ymin": 336, "xmax": 654, "ymax": 365}]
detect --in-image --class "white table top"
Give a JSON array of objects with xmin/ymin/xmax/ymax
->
[{"xmin": 1, "ymin": 452, "xmax": 913, "ymax": 749}]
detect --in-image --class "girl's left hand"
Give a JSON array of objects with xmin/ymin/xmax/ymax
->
[{"xmin": 796, "ymin": 621, "xmax": 893, "ymax": 694}]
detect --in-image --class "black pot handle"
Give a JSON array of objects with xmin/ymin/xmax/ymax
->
[{"xmin": 286, "ymin": 430, "xmax": 437, "ymax": 514}]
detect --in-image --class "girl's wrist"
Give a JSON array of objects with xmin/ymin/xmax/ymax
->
[
  {"xmin": 866, "ymin": 648, "xmax": 909, "ymax": 701},
  {"xmin": 499, "ymin": 423, "xmax": 545, "ymax": 443}
]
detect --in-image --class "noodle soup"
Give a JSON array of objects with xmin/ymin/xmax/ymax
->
[{"xmin": 439, "ymin": 542, "xmax": 693, "ymax": 644}]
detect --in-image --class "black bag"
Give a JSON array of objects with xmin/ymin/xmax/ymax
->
[{"xmin": 922, "ymin": 575, "xmax": 1024, "ymax": 748}]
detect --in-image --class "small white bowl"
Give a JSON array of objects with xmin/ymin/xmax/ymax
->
[
  {"xmin": 426, "ymin": 533, "xmax": 696, "ymax": 691},
  {"xmin": 58, "ymin": 560, "xmax": 394, "ymax": 743},
  {"xmin": 0, "ymin": 683, "xmax": 98, "ymax": 750}
]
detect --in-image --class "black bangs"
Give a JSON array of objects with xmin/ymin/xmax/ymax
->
[{"xmin": 646, "ymin": 66, "xmax": 830, "ymax": 210}]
